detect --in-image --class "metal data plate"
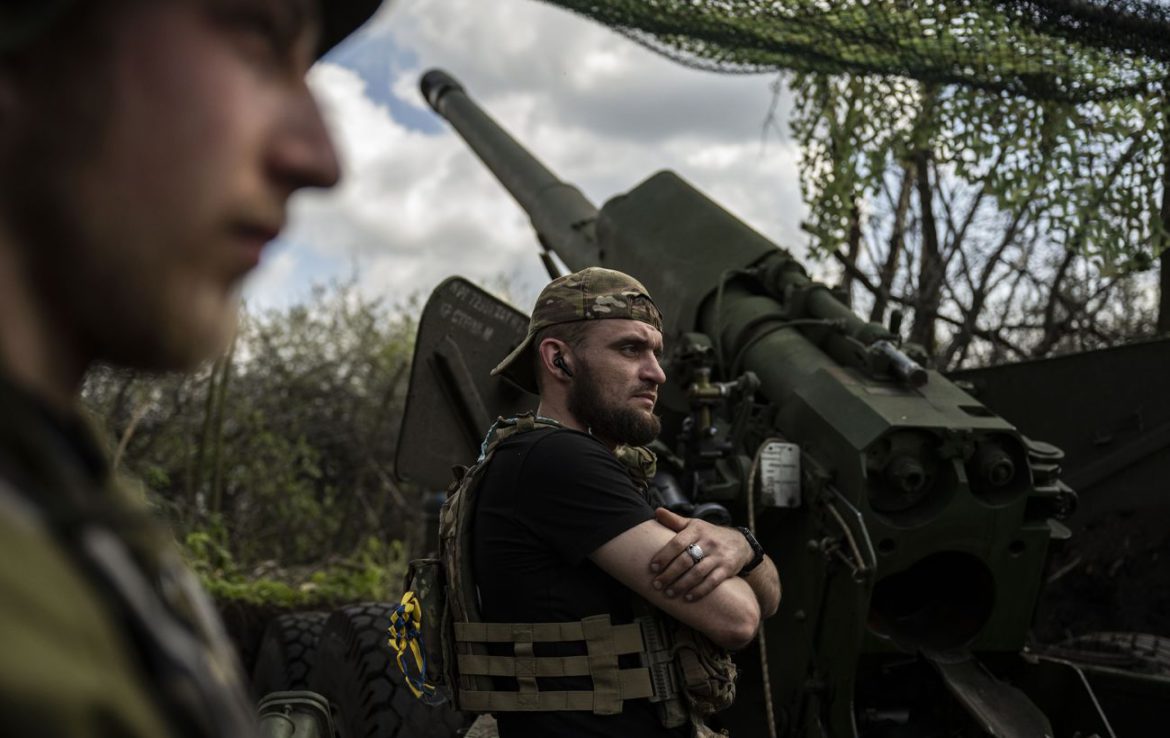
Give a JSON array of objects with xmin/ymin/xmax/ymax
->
[
  {"xmin": 396, "ymin": 277, "xmax": 537, "ymax": 491},
  {"xmin": 758, "ymin": 441, "xmax": 801, "ymax": 507}
]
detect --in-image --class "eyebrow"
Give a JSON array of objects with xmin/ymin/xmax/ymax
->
[{"xmin": 609, "ymin": 335, "xmax": 664, "ymax": 355}]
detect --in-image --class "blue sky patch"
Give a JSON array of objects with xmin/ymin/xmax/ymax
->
[{"xmin": 326, "ymin": 37, "xmax": 443, "ymax": 135}]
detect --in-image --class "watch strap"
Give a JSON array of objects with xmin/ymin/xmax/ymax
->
[{"xmin": 735, "ymin": 526, "xmax": 765, "ymax": 576}]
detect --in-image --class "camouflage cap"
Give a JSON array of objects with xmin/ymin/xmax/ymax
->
[{"xmin": 492, "ymin": 267, "xmax": 663, "ymax": 394}]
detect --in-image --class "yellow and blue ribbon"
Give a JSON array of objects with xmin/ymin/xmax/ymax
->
[{"xmin": 388, "ymin": 591, "xmax": 442, "ymax": 703}]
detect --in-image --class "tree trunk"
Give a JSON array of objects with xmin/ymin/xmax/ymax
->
[
  {"xmin": 1033, "ymin": 248, "xmax": 1076, "ymax": 357},
  {"xmin": 190, "ymin": 364, "xmax": 220, "ymax": 510},
  {"xmin": 1159, "ymin": 88, "xmax": 1170, "ymax": 333},
  {"xmin": 840, "ymin": 197, "xmax": 862, "ymax": 306},
  {"xmin": 871, "ymin": 163, "xmax": 913, "ymax": 325},
  {"xmin": 209, "ymin": 333, "xmax": 238, "ymax": 517},
  {"xmin": 910, "ymin": 147, "xmax": 944, "ymax": 355}
]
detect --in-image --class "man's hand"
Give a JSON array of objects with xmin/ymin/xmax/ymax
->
[
  {"xmin": 593, "ymin": 518, "xmax": 761, "ymax": 649},
  {"xmin": 649, "ymin": 508, "xmax": 753, "ymax": 601}
]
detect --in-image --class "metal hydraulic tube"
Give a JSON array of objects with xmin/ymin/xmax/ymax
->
[{"xmin": 699, "ymin": 278, "xmax": 841, "ymax": 407}]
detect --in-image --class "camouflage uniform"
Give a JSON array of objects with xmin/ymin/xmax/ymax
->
[{"xmin": 0, "ymin": 375, "xmax": 254, "ymax": 737}]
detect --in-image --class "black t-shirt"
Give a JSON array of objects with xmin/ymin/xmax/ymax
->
[{"xmin": 473, "ymin": 427, "xmax": 690, "ymax": 738}]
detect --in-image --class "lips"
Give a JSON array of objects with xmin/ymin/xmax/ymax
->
[
  {"xmin": 232, "ymin": 222, "xmax": 282, "ymax": 269},
  {"xmin": 237, "ymin": 223, "xmax": 281, "ymax": 245}
]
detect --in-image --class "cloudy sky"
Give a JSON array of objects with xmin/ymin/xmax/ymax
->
[{"xmin": 247, "ymin": 0, "xmax": 808, "ymax": 314}]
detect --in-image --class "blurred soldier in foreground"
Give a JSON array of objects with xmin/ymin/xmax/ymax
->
[
  {"xmin": 464, "ymin": 267, "xmax": 781, "ymax": 736},
  {"xmin": 0, "ymin": 1, "xmax": 380, "ymax": 735}
]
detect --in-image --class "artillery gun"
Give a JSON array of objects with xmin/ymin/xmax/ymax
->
[{"xmin": 388, "ymin": 69, "xmax": 1170, "ymax": 737}]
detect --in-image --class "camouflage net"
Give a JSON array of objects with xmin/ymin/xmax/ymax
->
[
  {"xmin": 538, "ymin": 1, "xmax": 1170, "ymax": 263},
  {"xmin": 538, "ymin": 0, "xmax": 1170, "ymax": 355},
  {"xmin": 540, "ymin": 0, "xmax": 1170, "ymax": 102}
]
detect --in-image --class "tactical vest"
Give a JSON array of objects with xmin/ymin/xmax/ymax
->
[{"xmin": 393, "ymin": 413, "xmax": 736, "ymax": 736}]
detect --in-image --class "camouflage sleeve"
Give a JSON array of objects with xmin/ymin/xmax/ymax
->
[{"xmin": 0, "ymin": 511, "xmax": 176, "ymax": 738}]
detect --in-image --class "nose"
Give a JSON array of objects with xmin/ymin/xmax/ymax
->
[
  {"xmin": 268, "ymin": 81, "xmax": 342, "ymax": 191},
  {"xmin": 643, "ymin": 353, "xmax": 667, "ymax": 386}
]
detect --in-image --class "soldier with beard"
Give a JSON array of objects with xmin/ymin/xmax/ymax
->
[{"xmin": 469, "ymin": 267, "xmax": 781, "ymax": 738}]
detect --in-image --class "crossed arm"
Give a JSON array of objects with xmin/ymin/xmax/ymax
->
[
  {"xmin": 649, "ymin": 508, "xmax": 781, "ymax": 618},
  {"xmin": 589, "ymin": 510, "xmax": 780, "ymax": 651}
]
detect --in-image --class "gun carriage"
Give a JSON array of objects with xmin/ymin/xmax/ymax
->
[{"xmin": 391, "ymin": 69, "xmax": 1170, "ymax": 738}]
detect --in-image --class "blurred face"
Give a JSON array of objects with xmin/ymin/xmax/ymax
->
[
  {"xmin": 567, "ymin": 319, "xmax": 666, "ymax": 447},
  {"xmin": 0, "ymin": 0, "xmax": 339, "ymax": 370}
]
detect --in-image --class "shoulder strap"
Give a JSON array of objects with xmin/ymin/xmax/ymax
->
[
  {"xmin": 473, "ymin": 412, "xmax": 565, "ymax": 463},
  {"xmin": 0, "ymin": 471, "xmax": 254, "ymax": 738}
]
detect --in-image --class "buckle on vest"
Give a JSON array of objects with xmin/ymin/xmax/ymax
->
[{"xmin": 636, "ymin": 614, "xmax": 679, "ymax": 703}]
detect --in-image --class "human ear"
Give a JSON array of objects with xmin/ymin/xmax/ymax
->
[{"xmin": 537, "ymin": 338, "xmax": 572, "ymax": 382}]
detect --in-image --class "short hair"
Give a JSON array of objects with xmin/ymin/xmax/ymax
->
[{"xmin": 531, "ymin": 320, "xmax": 591, "ymax": 392}]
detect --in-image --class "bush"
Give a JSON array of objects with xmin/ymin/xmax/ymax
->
[{"xmin": 84, "ymin": 281, "xmax": 425, "ymax": 606}]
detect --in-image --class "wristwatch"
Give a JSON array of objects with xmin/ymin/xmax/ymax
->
[{"xmin": 735, "ymin": 526, "xmax": 765, "ymax": 576}]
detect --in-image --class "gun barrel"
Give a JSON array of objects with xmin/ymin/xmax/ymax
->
[{"xmin": 420, "ymin": 69, "xmax": 601, "ymax": 269}]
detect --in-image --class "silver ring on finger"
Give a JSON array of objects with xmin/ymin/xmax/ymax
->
[{"xmin": 687, "ymin": 543, "xmax": 705, "ymax": 564}]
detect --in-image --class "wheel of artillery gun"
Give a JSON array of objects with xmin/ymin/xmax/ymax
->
[
  {"xmin": 252, "ymin": 611, "xmax": 329, "ymax": 696},
  {"xmin": 310, "ymin": 602, "xmax": 473, "ymax": 738},
  {"xmin": 1047, "ymin": 632, "xmax": 1170, "ymax": 676}
]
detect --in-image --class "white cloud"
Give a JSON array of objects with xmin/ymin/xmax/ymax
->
[{"xmin": 252, "ymin": 0, "xmax": 809, "ymax": 314}]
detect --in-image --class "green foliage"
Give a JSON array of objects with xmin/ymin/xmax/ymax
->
[
  {"xmin": 791, "ymin": 73, "xmax": 1169, "ymax": 269},
  {"xmin": 84, "ymin": 280, "xmax": 425, "ymax": 606},
  {"xmin": 789, "ymin": 74, "xmax": 920, "ymax": 253},
  {"xmin": 543, "ymin": 0, "xmax": 1168, "ymax": 362},
  {"xmin": 189, "ymin": 533, "xmax": 408, "ymax": 608},
  {"xmin": 787, "ymin": 69, "xmax": 1160, "ymax": 366}
]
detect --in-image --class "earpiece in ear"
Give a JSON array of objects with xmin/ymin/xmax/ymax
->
[{"xmin": 553, "ymin": 353, "xmax": 574, "ymax": 378}]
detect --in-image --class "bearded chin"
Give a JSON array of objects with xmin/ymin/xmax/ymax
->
[{"xmin": 568, "ymin": 363, "xmax": 661, "ymax": 447}]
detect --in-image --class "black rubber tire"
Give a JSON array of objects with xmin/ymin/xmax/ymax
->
[
  {"xmin": 310, "ymin": 602, "xmax": 472, "ymax": 738},
  {"xmin": 251, "ymin": 611, "xmax": 330, "ymax": 696},
  {"xmin": 1053, "ymin": 632, "xmax": 1170, "ymax": 675}
]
